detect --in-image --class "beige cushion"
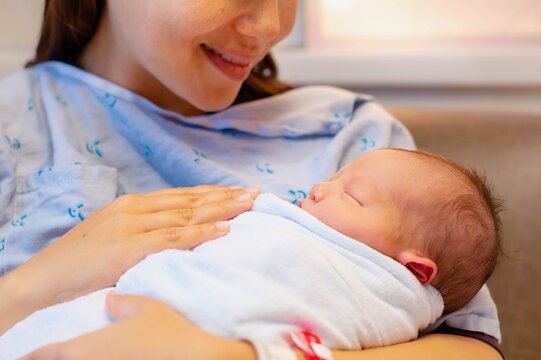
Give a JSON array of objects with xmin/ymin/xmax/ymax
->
[{"xmin": 389, "ymin": 108, "xmax": 541, "ymax": 359}]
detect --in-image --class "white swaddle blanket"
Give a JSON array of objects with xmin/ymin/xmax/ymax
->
[{"xmin": 0, "ymin": 194, "xmax": 443, "ymax": 359}]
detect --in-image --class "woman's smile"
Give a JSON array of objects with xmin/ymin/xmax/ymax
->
[{"xmin": 201, "ymin": 43, "xmax": 254, "ymax": 82}]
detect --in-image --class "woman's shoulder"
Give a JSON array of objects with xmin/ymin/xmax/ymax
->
[
  {"xmin": 0, "ymin": 67, "xmax": 39, "ymax": 168},
  {"xmin": 0, "ymin": 62, "xmax": 114, "ymax": 178},
  {"xmin": 0, "ymin": 61, "xmax": 127, "ymax": 113},
  {"xmin": 0, "ymin": 61, "xmax": 75, "ymax": 120},
  {"xmin": 0, "ymin": 61, "xmax": 121, "ymax": 141},
  {"xmin": 0, "ymin": 66, "xmax": 36, "ymax": 110}
]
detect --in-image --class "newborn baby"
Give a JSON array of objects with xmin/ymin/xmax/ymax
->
[
  {"xmin": 300, "ymin": 148, "xmax": 502, "ymax": 314},
  {"xmin": 0, "ymin": 149, "xmax": 502, "ymax": 359}
]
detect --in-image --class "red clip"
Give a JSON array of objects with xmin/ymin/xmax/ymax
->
[{"xmin": 288, "ymin": 330, "xmax": 333, "ymax": 360}]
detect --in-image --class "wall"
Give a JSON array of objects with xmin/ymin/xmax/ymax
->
[
  {"xmin": 273, "ymin": 48, "xmax": 541, "ymax": 115},
  {"xmin": 0, "ymin": 0, "xmax": 43, "ymax": 77}
]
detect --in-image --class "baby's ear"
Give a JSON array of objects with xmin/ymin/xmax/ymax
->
[{"xmin": 397, "ymin": 251, "xmax": 438, "ymax": 285}]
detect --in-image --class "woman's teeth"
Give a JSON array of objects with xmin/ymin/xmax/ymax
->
[{"xmin": 203, "ymin": 45, "xmax": 248, "ymax": 66}]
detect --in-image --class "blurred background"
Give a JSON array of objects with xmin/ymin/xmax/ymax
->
[
  {"xmin": 1, "ymin": 0, "xmax": 540, "ymax": 113},
  {"xmin": 275, "ymin": 0, "xmax": 541, "ymax": 114}
]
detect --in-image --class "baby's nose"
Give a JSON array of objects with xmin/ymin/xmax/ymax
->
[{"xmin": 310, "ymin": 183, "xmax": 330, "ymax": 202}]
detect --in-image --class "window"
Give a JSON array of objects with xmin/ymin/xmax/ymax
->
[
  {"xmin": 305, "ymin": 0, "xmax": 541, "ymax": 49},
  {"xmin": 276, "ymin": 0, "xmax": 541, "ymax": 87}
]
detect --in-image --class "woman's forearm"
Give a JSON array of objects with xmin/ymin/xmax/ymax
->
[
  {"xmin": 19, "ymin": 292, "xmax": 502, "ymax": 360},
  {"xmin": 207, "ymin": 333, "xmax": 501, "ymax": 360},
  {"xmin": 332, "ymin": 333, "xmax": 502, "ymax": 360},
  {"xmin": 185, "ymin": 333, "xmax": 501, "ymax": 360},
  {"xmin": 0, "ymin": 271, "xmax": 49, "ymax": 335},
  {"xmin": 0, "ymin": 246, "xmax": 76, "ymax": 335}
]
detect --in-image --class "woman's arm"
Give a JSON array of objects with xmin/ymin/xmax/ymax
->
[
  {"xmin": 0, "ymin": 272, "xmax": 46, "ymax": 335},
  {"xmin": 23, "ymin": 293, "xmax": 502, "ymax": 360},
  {"xmin": 0, "ymin": 185, "xmax": 258, "ymax": 334},
  {"xmin": 332, "ymin": 334, "xmax": 502, "ymax": 360},
  {"xmin": 22, "ymin": 293, "xmax": 259, "ymax": 360}
]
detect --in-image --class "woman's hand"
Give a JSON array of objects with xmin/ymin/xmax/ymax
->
[
  {"xmin": 22, "ymin": 292, "xmax": 257, "ymax": 360},
  {"xmin": 23, "ymin": 293, "xmax": 256, "ymax": 360},
  {"xmin": 19, "ymin": 294, "xmax": 501, "ymax": 360},
  {"xmin": 0, "ymin": 185, "xmax": 258, "ymax": 333},
  {"xmin": 22, "ymin": 293, "xmax": 501, "ymax": 360}
]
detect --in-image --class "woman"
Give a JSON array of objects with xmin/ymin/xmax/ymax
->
[{"xmin": 0, "ymin": 1, "xmax": 502, "ymax": 358}]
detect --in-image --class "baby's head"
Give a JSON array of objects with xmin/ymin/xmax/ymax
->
[{"xmin": 300, "ymin": 148, "xmax": 503, "ymax": 314}]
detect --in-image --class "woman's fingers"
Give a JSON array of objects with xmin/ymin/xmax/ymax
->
[
  {"xmin": 144, "ymin": 184, "xmax": 241, "ymax": 197},
  {"xmin": 136, "ymin": 192, "xmax": 257, "ymax": 231},
  {"xmin": 23, "ymin": 295, "xmax": 232, "ymax": 360},
  {"xmin": 137, "ymin": 187, "xmax": 258, "ymax": 213},
  {"xmin": 105, "ymin": 292, "xmax": 156, "ymax": 321},
  {"xmin": 144, "ymin": 221, "xmax": 231, "ymax": 252}
]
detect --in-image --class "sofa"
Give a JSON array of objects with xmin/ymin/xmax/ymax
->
[{"xmin": 389, "ymin": 107, "xmax": 541, "ymax": 360}]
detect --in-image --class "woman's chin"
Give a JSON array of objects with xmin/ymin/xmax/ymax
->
[{"xmin": 191, "ymin": 90, "xmax": 240, "ymax": 113}]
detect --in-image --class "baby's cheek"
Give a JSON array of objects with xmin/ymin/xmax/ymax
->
[
  {"xmin": 306, "ymin": 205, "xmax": 345, "ymax": 232},
  {"xmin": 319, "ymin": 210, "xmax": 365, "ymax": 240},
  {"xmin": 300, "ymin": 200, "xmax": 322, "ymax": 219}
]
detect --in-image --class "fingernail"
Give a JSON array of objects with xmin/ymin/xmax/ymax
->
[
  {"xmin": 235, "ymin": 193, "xmax": 251, "ymax": 202},
  {"xmin": 215, "ymin": 221, "xmax": 229, "ymax": 231}
]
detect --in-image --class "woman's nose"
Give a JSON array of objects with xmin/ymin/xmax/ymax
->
[{"xmin": 234, "ymin": 0, "xmax": 281, "ymax": 43}]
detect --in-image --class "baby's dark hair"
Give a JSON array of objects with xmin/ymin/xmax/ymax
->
[{"xmin": 394, "ymin": 149, "xmax": 503, "ymax": 314}]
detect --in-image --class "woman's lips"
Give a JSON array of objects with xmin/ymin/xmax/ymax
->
[{"xmin": 202, "ymin": 44, "xmax": 253, "ymax": 82}]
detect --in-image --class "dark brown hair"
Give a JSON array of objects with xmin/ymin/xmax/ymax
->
[
  {"xmin": 395, "ymin": 149, "xmax": 503, "ymax": 314},
  {"xmin": 27, "ymin": 0, "xmax": 293, "ymax": 105}
]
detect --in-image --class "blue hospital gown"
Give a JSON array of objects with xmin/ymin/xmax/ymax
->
[{"xmin": 0, "ymin": 61, "xmax": 500, "ymax": 341}]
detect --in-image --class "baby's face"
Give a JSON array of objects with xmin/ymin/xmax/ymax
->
[{"xmin": 300, "ymin": 149, "xmax": 431, "ymax": 258}]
